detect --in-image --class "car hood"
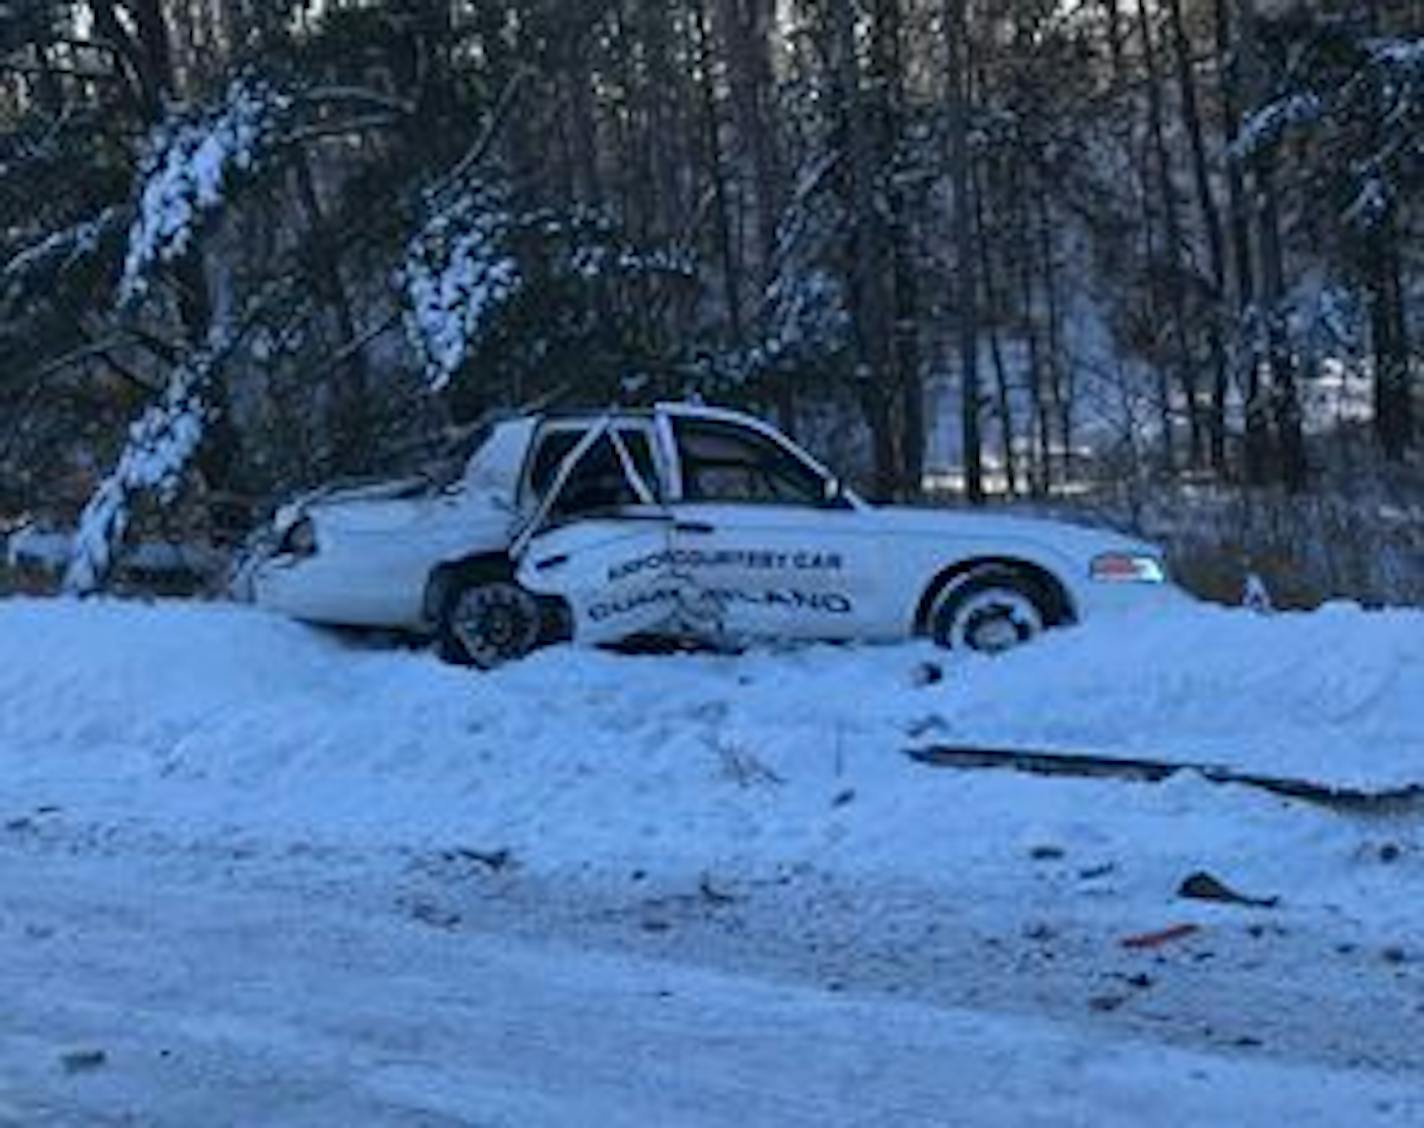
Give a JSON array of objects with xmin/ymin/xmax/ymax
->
[{"xmin": 863, "ymin": 505, "xmax": 1161, "ymax": 562}]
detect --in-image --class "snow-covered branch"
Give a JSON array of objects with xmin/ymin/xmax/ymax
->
[
  {"xmin": 713, "ymin": 156, "xmax": 851, "ymax": 387},
  {"xmin": 63, "ymin": 328, "xmax": 231, "ymax": 594},
  {"xmin": 400, "ymin": 180, "xmax": 521, "ymax": 392},
  {"xmin": 119, "ymin": 77, "xmax": 290, "ymax": 303},
  {"xmin": 2, "ymin": 208, "xmax": 122, "ymax": 310},
  {"xmin": 1231, "ymin": 93, "xmax": 1322, "ymax": 160}
]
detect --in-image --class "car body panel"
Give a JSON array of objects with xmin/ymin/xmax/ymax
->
[
  {"xmin": 253, "ymin": 494, "xmax": 514, "ymax": 628},
  {"xmin": 517, "ymin": 510, "xmax": 681, "ymax": 643}
]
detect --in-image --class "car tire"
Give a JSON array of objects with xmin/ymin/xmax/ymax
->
[
  {"xmin": 437, "ymin": 577, "xmax": 545, "ymax": 670},
  {"xmin": 930, "ymin": 566, "xmax": 1050, "ymax": 655}
]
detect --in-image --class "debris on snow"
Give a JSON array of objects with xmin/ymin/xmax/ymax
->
[
  {"xmin": 1177, "ymin": 871, "xmax": 1280, "ymax": 909},
  {"xmin": 1120, "ymin": 924, "xmax": 1201, "ymax": 950},
  {"xmin": 709, "ymin": 736, "xmax": 785, "ymax": 788},
  {"xmin": 1242, "ymin": 571, "xmax": 1275, "ymax": 614},
  {"xmin": 58, "ymin": 1049, "xmax": 107, "ymax": 1074},
  {"xmin": 910, "ymin": 661, "xmax": 945, "ymax": 687},
  {"xmin": 443, "ymin": 846, "xmax": 513, "ymax": 873},
  {"xmin": 400, "ymin": 896, "xmax": 462, "ymax": 930},
  {"xmin": 697, "ymin": 874, "xmax": 738, "ymax": 906}
]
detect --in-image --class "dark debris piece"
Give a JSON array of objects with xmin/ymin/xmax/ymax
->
[{"xmin": 1177, "ymin": 871, "xmax": 1279, "ymax": 908}]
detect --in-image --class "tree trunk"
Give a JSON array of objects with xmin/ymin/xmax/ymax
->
[
  {"xmin": 1138, "ymin": 0, "xmax": 1202, "ymax": 470},
  {"xmin": 1014, "ymin": 181, "xmax": 1050, "ymax": 495},
  {"xmin": 1217, "ymin": 0, "xmax": 1270, "ymax": 484},
  {"xmin": 691, "ymin": 0, "xmax": 745, "ymax": 346},
  {"xmin": 1256, "ymin": 155, "xmax": 1307, "ymax": 491},
  {"xmin": 717, "ymin": 0, "xmax": 782, "ymax": 276},
  {"xmin": 829, "ymin": 0, "xmax": 899, "ymax": 500},
  {"xmin": 1134, "ymin": 117, "xmax": 1176, "ymax": 476},
  {"xmin": 874, "ymin": 0, "xmax": 924, "ymax": 499},
  {"xmin": 1368, "ymin": 221, "xmax": 1413, "ymax": 460},
  {"xmin": 292, "ymin": 149, "xmax": 370, "ymax": 471},
  {"xmin": 717, "ymin": 0, "xmax": 795, "ymax": 430},
  {"xmin": 974, "ymin": 156, "xmax": 1018, "ymax": 496},
  {"xmin": 1167, "ymin": 0, "xmax": 1230, "ymax": 473},
  {"xmin": 946, "ymin": 0, "xmax": 983, "ymax": 504},
  {"xmin": 1235, "ymin": 0, "xmax": 1305, "ymax": 490},
  {"xmin": 1103, "ymin": 0, "xmax": 1126, "ymax": 83},
  {"xmin": 1037, "ymin": 189, "xmax": 1072, "ymax": 486},
  {"xmin": 565, "ymin": 48, "xmax": 602, "ymax": 206}
]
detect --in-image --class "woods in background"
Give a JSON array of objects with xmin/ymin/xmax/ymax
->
[{"xmin": 0, "ymin": 0, "xmax": 1419, "ymax": 591}]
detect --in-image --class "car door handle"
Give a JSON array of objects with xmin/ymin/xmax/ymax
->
[
  {"xmin": 674, "ymin": 521, "xmax": 715, "ymax": 535},
  {"xmin": 534, "ymin": 553, "xmax": 569, "ymax": 571}
]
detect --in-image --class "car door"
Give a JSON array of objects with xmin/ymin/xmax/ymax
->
[
  {"xmin": 662, "ymin": 415, "xmax": 886, "ymax": 642},
  {"xmin": 512, "ymin": 420, "xmax": 682, "ymax": 645}
]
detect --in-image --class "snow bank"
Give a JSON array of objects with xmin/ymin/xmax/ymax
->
[
  {"xmin": 1, "ymin": 597, "xmax": 1422, "ymax": 928},
  {"xmin": 942, "ymin": 600, "xmax": 1424, "ymax": 789}
]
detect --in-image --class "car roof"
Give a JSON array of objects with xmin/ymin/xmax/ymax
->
[{"xmin": 496, "ymin": 402, "xmax": 760, "ymax": 427}]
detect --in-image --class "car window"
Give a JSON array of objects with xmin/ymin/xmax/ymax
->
[
  {"xmin": 614, "ymin": 429, "xmax": 660, "ymax": 498},
  {"xmin": 527, "ymin": 426, "xmax": 660, "ymax": 517},
  {"xmin": 675, "ymin": 420, "xmax": 826, "ymax": 505},
  {"xmin": 527, "ymin": 431, "xmax": 584, "ymax": 499}
]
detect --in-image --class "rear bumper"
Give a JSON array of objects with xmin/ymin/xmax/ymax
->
[{"xmin": 251, "ymin": 556, "xmax": 426, "ymax": 631}]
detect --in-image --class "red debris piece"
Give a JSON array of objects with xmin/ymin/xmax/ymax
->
[{"xmin": 1120, "ymin": 923, "xmax": 1201, "ymax": 949}]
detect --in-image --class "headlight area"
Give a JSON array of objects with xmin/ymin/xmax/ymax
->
[
  {"xmin": 1089, "ymin": 551, "xmax": 1166, "ymax": 584},
  {"xmin": 279, "ymin": 516, "xmax": 319, "ymax": 559}
]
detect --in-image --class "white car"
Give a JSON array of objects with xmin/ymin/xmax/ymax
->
[{"xmin": 251, "ymin": 402, "xmax": 1181, "ymax": 667}]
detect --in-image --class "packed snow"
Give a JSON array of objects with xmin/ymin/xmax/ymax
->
[
  {"xmin": 2, "ymin": 595, "xmax": 1423, "ymax": 1124},
  {"xmin": 5, "ymin": 847, "xmax": 1422, "ymax": 1127}
]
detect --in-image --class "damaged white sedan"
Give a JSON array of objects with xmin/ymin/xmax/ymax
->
[{"xmin": 251, "ymin": 403, "xmax": 1181, "ymax": 667}]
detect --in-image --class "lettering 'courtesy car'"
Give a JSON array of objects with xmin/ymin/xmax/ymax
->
[{"xmin": 250, "ymin": 403, "xmax": 1183, "ymax": 669}]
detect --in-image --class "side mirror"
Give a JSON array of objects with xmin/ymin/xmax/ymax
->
[{"xmin": 822, "ymin": 477, "xmax": 845, "ymax": 506}]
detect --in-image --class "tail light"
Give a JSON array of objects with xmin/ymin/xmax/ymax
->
[
  {"xmin": 1090, "ymin": 552, "xmax": 1165, "ymax": 583},
  {"xmin": 280, "ymin": 517, "xmax": 318, "ymax": 559}
]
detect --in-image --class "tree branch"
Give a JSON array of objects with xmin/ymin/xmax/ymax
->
[
  {"xmin": 431, "ymin": 66, "xmax": 534, "ymax": 194},
  {"xmin": 301, "ymin": 308, "xmax": 402, "ymax": 385},
  {"xmin": 284, "ymin": 116, "xmax": 404, "ymax": 147},
  {"xmin": 297, "ymin": 86, "xmax": 418, "ymax": 116}
]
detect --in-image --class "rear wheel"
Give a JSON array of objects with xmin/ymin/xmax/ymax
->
[
  {"xmin": 437, "ymin": 578, "xmax": 544, "ymax": 669},
  {"xmin": 930, "ymin": 566, "xmax": 1050, "ymax": 655}
]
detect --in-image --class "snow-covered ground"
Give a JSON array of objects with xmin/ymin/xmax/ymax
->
[{"xmin": 2, "ymin": 597, "xmax": 1423, "ymax": 1124}]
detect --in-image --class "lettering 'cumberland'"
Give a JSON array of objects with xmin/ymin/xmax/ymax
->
[{"xmin": 588, "ymin": 587, "xmax": 853, "ymax": 623}]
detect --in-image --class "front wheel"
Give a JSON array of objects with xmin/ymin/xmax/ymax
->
[
  {"xmin": 437, "ymin": 578, "xmax": 544, "ymax": 669},
  {"xmin": 930, "ymin": 566, "xmax": 1049, "ymax": 655}
]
